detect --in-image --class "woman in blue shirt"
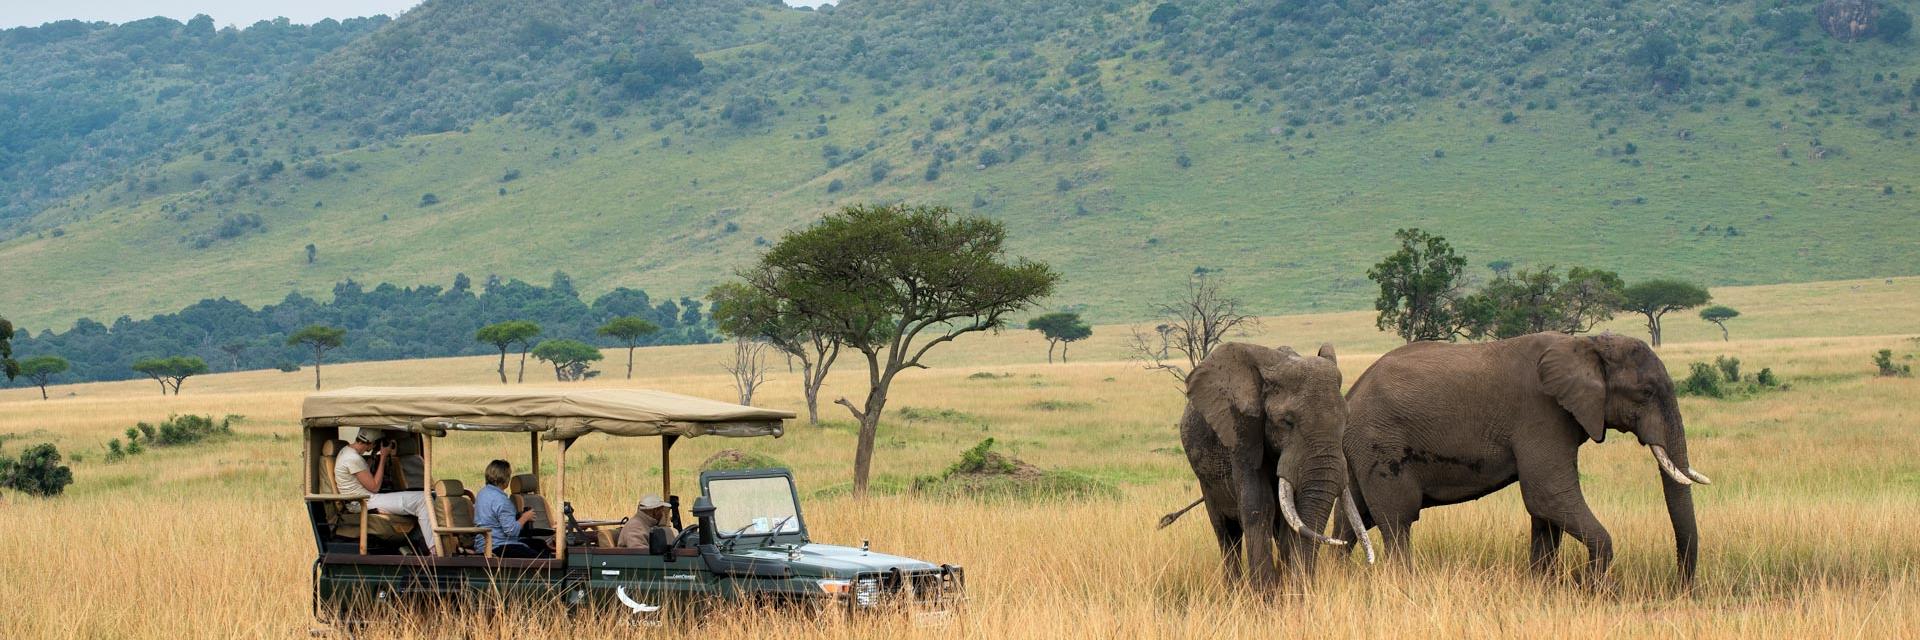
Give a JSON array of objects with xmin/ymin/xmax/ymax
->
[{"xmin": 474, "ymin": 459, "xmax": 550, "ymax": 558}]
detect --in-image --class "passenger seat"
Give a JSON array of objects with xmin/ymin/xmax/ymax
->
[
  {"xmin": 316, "ymin": 439, "xmax": 417, "ymax": 549},
  {"xmin": 508, "ymin": 473, "xmax": 554, "ymax": 530},
  {"xmin": 430, "ymin": 479, "xmax": 495, "ymax": 557}
]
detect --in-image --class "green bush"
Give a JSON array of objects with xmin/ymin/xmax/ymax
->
[
  {"xmin": 1874, "ymin": 349, "xmax": 1912, "ymax": 377},
  {"xmin": 1714, "ymin": 356, "xmax": 1741, "ymax": 383},
  {"xmin": 1755, "ymin": 367, "xmax": 1779, "ymax": 387},
  {"xmin": 139, "ymin": 415, "xmax": 234, "ymax": 447},
  {"xmin": 1679, "ymin": 362, "xmax": 1724, "ymax": 398},
  {"xmin": 0, "ymin": 443, "xmax": 75, "ymax": 497},
  {"xmin": 699, "ymin": 448, "xmax": 787, "ymax": 472}
]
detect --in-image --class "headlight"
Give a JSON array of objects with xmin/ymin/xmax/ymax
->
[{"xmin": 816, "ymin": 579, "xmax": 853, "ymax": 596}]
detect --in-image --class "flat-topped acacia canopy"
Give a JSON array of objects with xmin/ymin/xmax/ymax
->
[{"xmin": 301, "ymin": 386, "xmax": 792, "ymax": 441}]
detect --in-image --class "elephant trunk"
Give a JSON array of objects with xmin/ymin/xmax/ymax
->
[
  {"xmin": 1276, "ymin": 450, "xmax": 1348, "ymax": 548},
  {"xmin": 1653, "ymin": 399, "xmax": 1701, "ymax": 584}
]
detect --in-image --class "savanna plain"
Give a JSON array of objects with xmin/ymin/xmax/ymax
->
[{"xmin": 2, "ymin": 277, "xmax": 1916, "ymax": 639}]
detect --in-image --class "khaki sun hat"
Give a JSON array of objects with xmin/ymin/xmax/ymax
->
[{"xmin": 637, "ymin": 494, "xmax": 669, "ymax": 510}]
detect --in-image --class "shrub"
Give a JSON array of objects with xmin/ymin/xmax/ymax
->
[
  {"xmin": 1755, "ymin": 367, "xmax": 1779, "ymax": 387},
  {"xmin": 869, "ymin": 160, "xmax": 891, "ymax": 183},
  {"xmin": 1874, "ymin": 349, "xmax": 1912, "ymax": 377},
  {"xmin": 0, "ymin": 443, "xmax": 74, "ymax": 497},
  {"xmin": 419, "ymin": 193, "xmax": 439, "ymax": 207},
  {"xmin": 1714, "ymin": 356, "xmax": 1741, "ymax": 383},
  {"xmin": 1679, "ymin": 362, "xmax": 1724, "ymax": 398},
  {"xmin": 826, "ymin": 178, "xmax": 844, "ymax": 193},
  {"xmin": 699, "ymin": 448, "xmax": 786, "ymax": 472}
]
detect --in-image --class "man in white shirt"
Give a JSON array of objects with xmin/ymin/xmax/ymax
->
[{"xmin": 335, "ymin": 430, "xmax": 436, "ymax": 553}]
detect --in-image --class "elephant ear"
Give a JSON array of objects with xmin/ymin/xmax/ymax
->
[
  {"xmin": 1186, "ymin": 346, "xmax": 1263, "ymax": 449},
  {"xmin": 1538, "ymin": 338, "xmax": 1607, "ymax": 443},
  {"xmin": 1316, "ymin": 343, "xmax": 1338, "ymax": 365}
]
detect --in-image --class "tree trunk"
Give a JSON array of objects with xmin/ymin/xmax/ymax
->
[
  {"xmin": 626, "ymin": 346, "xmax": 636, "ymax": 379},
  {"xmin": 1046, "ymin": 340, "xmax": 1055, "ymax": 364},
  {"xmin": 1645, "ymin": 313, "xmax": 1663, "ymax": 348},
  {"xmin": 1715, "ymin": 322, "xmax": 1728, "ymax": 342},
  {"xmin": 38, "ymin": 384, "xmax": 47, "ymax": 400},
  {"xmin": 1061, "ymin": 341, "xmax": 1069, "ymax": 363},
  {"xmin": 313, "ymin": 346, "xmax": 324, "ymax": 390},
  {"xmin": 496, "ymin": 348, "xmax": 508, "ymax": 384},
  {"xmin": 517, "ymin": 348, "xmax": 529, "ymax": 383},
  {"xmin": 850, "ymin": 391, "xmax": 887, "ymax": 498},
  {"xmin": 800, "ymin": 359, "xmax": 821, "ymax": 425}
]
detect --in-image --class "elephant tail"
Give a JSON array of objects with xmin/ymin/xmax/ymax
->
[{"xmin": 1157, "ymin": 497, "xmax": 1206, "ymax": 530}]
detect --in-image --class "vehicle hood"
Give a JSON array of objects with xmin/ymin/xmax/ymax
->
[{"xmin": 728, "ymin": 543, "xmax": 942, "ymax": 576}]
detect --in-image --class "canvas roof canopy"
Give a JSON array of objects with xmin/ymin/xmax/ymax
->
[{"xmin": 301, "ymin": 386, "xmax": 792, "ymax": 441}]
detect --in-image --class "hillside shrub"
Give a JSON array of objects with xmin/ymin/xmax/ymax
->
[
  {"xmin": 909, "ymin": 438, "xmax": 1117, "ymax": 502},
  {"xmin": 0, "ymin": 443, "xmax": 74, "ymax": 498}
]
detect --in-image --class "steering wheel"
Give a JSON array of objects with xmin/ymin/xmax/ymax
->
[{"xmin": 673, "ymin": 524, "xmax": 702, "ymax": 549}]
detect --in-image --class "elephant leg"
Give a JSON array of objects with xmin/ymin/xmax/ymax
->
[
  {"xmin": 1231, "ymin": 449, "xmax": 1281, "ymax": 587},
  {"xmin": 1207, "ymin": 507, "xmax": 1244, "ymax": 584},
  {"xmin": 1518, "ymin": 450, "xmax": 1613, "ymax": 584},
  {"xmin": 1356, "ymin": 471, "xmax": 1419, "ymax": 568},
  {"xmin": 1528, "ymin": 515, "xmax": 1565, "ymax": 575}
]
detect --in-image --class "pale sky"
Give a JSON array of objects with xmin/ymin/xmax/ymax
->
[{"xmin": 0, "ymin": 1, "xmax": 833, "ymax": 29}]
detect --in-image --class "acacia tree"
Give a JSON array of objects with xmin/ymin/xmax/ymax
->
[
  {"xmin": 162, "ymin": 356, "xmax": 208, "ymax": 394},
  {"xmin": 722, "ymin": 337, "xmax": 771, "ymax": 405},
  {"xmin": 709, "ymin": 282, "xmax": 842, "ymax": 424},
  {"xmin": 1027, "ymin": 312, "xmax": 1093, "ymax": 363},
  {"xmin": 1699, "ymin": 305, "xmax": 1741, "ymax": 342},
  {"xmin": 597, "ymin": 316, "xmax": 660, "ymax": 379},
  {"xmin": 131, "ymin": 357, "xmax": 173, "ymax": 395},
  {"xmin": 20, "ymin": 355, "xmax": 68, "ymax": 400},
  {"xmin": 1618, "ymin": 280, "xmax": 1711, "ymax": 347},
  {"xmin": 1127, "ymin": 276, "xmax": 1258, "ymax": 382},
  {"xmin": 476, "ymin": 321, "xmax": 541, "ymax": 384},
  {"xmin": 0, "ymin": 316, "xmax": 16, "ymax": 381},
  {"xmin": 1368, "ymin": 228, "xmax": 1476, "ymax": 342},
  {"xmin": 741, "ymin": 203, "xmax": 1058, "ymax": 497},
  {"xmin": 531, "ymin": 339, "xmax": 604, "ymax": 381},
  {"xmin": 287, "ymin": 325, "xmax": 346, "ymax": 389}
]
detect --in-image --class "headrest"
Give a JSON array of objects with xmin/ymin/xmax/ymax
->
[
  {"xmin": 434, "ymin": 479, "xmax": 466, "ymax": 496},
  {"xmin": 395, "ymin": 436, "xmax": 423, "ymax": 456},
  {"xmin": 510, "ymin": 473, "xmax": 539, "ymax": 494},
  {"xmin": 321, "ymin": 439, "xmax": 347, "ymax": 457}
]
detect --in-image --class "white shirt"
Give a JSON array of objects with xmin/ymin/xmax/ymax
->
[{"xmin": 334, "ymin": 446, "xmax": 373, "ymax": 496}]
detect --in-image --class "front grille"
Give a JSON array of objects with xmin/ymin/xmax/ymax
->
[{"xmin": 851, "ymin": 566, "xmax": 965, "ymax": 610}]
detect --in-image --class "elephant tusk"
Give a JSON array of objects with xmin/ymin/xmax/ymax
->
[
  {"xmin": 616, "ymin": 586, "xmax": 660, "ymax": 614},
  {"xmin": 1651, "ymin": 445, "xmax": 1694, "ymax": 486},
  {"xmin": 1341, "ymin": 488, "xmax": 1376, "ymax": 565},
  {"xmin": 1276, "ymin": 478, "xmax": 1347, "ymax": 547},
  {"xmin": 1684, "ymin": 468, "xmax": 1713, "ymax": 485}
]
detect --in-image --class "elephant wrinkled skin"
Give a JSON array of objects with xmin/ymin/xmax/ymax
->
[
  {"xmin": 1336, "ymin": 332, "xmax": 1709, "ymax": 584},
  {"xmin": 1160, "ymin": 342, "xmax": 1370, "ymax": 586}
]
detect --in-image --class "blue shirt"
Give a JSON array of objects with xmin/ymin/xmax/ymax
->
[{"xmin": 473, "ymin": 484, "xmax": 522, "ymax": 552}]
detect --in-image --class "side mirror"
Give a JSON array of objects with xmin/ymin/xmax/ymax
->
[{"xmin": 692, "ymin": 496, "xmax": 716, "ymax": 547}]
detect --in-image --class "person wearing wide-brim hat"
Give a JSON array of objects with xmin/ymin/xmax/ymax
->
[{"xmin": 617, "ymin": 494, "xmax": 677, "ymax": 549}]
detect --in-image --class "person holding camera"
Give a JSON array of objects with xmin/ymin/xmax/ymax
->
[
  {"xmin": 475, "ymin": 459, "xmax": 551, "ymax": 558},
  {"xmin": 333, "ymin": 430, "xmax": 437, "ymax": 554}
]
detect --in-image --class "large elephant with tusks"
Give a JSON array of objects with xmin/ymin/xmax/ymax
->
[
  {"xmin": 1159, "ymin": 343, "xmax": 1374, "ymax": 586},
  {"xmin": 1335, "ymin": 332, "xmax": 1710, "ymax": 584}
]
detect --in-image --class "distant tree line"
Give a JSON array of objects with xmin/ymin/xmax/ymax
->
[
  {"xmin": 3, "ymin": 271, "xmax": 717, "ymax": 387},
  {"xmin": 1370, "ymin": 229, "xmax": 1727, "ymax": 346}
]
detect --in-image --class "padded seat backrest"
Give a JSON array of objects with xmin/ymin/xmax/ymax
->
[
  {"xmin": 509, "ymin": 473, "xmax": 553, "ymax": 530},
  {"xmin": 318, "ymin": 440, "xmax": 352, "ymax": 519},
  {"xmin": 433, "ymin": 479, "xmax": 478, "ymax": 554}
]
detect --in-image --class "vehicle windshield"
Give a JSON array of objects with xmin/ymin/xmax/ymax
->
[{"xmin": 707, "ymin": 475, "xmax": 803, "ymax": 538}]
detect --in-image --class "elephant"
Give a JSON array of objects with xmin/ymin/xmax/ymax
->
[
  {"xmin": 1334, "ymin": 332, "xmax": 1710, "ymax": 584},
  {"xmin": 1158, "ymin": 342, "xmax": 1375, "ymax": 586}
]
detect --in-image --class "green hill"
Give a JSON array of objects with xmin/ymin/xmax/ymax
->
[{"xmin": 4, "ymin": 0, "xmax": 1919, "ymax": 330}]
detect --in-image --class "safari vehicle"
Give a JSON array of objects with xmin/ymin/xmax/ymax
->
[{"xmin": 300, "ymin": 386, "xmax": 964, "ymax": 621}]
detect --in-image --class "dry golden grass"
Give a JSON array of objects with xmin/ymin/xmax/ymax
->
[{"xmin": 1, "ymin": 277, "xmax": 1917, "ymax": 638}]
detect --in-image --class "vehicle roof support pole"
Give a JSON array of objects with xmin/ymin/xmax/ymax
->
[
  {"xmin": 423, "ymin": 432, "xmax": 436, "ymax": 557},
  {"xmin": 662, "ymin": 434, "xmax": 679, "ymax": 498},
  {"xmin": 556, "ymin": 439, "xmax": 571, "ymax": 564},
  {"xmin": 529, "ymin": 432, "xmax": 540, "ymax": 479}
]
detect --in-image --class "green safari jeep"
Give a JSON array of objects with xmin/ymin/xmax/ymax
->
[{"xmin": 299, "ymin": 386, "xmax": 964, "ymax": 622}]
